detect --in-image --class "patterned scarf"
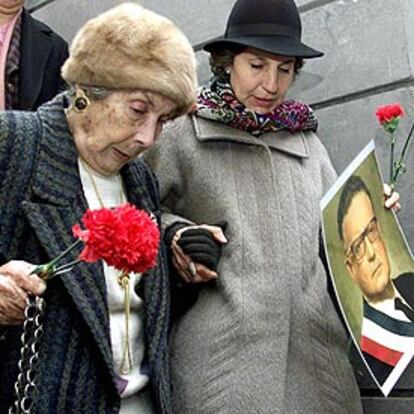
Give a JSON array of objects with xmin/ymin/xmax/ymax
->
[{"xmin": 196, "ymin": 75, "xmax": 318, "ymax": 137}]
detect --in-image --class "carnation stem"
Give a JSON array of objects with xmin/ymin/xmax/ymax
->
[
  {"xmin": 48, "ymin": 239, "xmax": 83, "ymax": 268},
  {"xmin": 390, "ymin": 133, "xmax": 396, "ymax": 186},
  {"xmin": 32, "ymin": 238, "xmax": 83, "ymax": 278},
  {"xmin": 400, "ymin": 121, "xmax": 414, "ymax": 164},
  {"xmin": 49, "ymin": 259, "xmax": 82, "ymax": 278},
  {"xmin": 54, "ymin": 258, "xmax": 81, "ymax": 271},
  {"xmin": 392, "ymin": 120, "xmax": 414, "ymax": 186}
]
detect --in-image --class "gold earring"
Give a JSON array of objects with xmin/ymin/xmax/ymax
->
[{"xmin": 72, "ymin": 88, "xmax": 90, "ymax": 112}]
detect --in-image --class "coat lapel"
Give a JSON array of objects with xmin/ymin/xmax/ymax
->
[
  {"xmin": 21, "ymin": 96, "xmax": 116, "ymax": 383},
  {"xmin": 121, "ymin": 163, "xmax": 155, "ymax": 213},
  {"xmin": 121, "ymin": 162, "xmax": 159, "ymax": 295},
  {"xmin": 19, "ymin": 9, "xmax": 52, "ymax": 110},
  {"xmin": 193, "ymin": 115, "xmax": 309, "ymax": 158}
]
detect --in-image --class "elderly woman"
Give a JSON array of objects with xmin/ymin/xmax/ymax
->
[
  {"xmin": 0, "ymin": 3, "xmax": 196, "ymax": 414},
  {"xmin": 143, "ymin": 0, "xmax": 399, "ymax": 412}
]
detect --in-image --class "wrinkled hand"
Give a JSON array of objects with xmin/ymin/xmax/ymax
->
[
  {"xmin": 0, "ymin": 261, "xmax": 46, "ymax": 325},
  {"xmin": 383, "ymin": 183, "xmax": 401, "ymax": 212},
  {"xmin": 171, "ymin": 224, "xmax": 228, "ymax": 283}
]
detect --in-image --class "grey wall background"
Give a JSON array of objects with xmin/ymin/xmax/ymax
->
[{"xmin": 27, "ymin": 0, "xmax": 414, "ymax": 410}]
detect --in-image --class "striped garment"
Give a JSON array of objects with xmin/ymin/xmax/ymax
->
[{"xmin": 360, "ymin": 284, "xmax": 414, "ymax": 395}]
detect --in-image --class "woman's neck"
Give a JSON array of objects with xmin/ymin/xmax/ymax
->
[{"xmin": 0, "ymin": 6, "xmax": 22, "ymax": 26}]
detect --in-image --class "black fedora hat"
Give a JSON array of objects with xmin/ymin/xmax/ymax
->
[{"xmin": 202, "ymin": 0, "xmax": 323, "ymax": 58}]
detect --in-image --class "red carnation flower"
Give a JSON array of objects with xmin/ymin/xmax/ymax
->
[
  {"xmin": 375, "ymin": 103, "xmax": 405, "ymax": 125},
  {"xmin": 73, "ymin": 203, "xmax": 160, "ymax": 274}
]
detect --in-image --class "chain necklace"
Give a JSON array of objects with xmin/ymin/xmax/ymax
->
[{"xmin": 80, "ymin": 158, "xmax": 133, "ymax": 375}]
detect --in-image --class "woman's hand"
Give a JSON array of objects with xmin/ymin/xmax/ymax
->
[
  {"xmin": 0, "ymin": 261, "xmax": 46, "ymax": 325},
  {"xmin": 383, "ymin": 183, "xmax": 401, "ymax": 212},
  {"xmin": 171, "ymin": 224, "xmax": 228, "ymax": 283}
]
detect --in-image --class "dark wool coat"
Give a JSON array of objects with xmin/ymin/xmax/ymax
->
[
  {"xmin": 10, "ymin": 9, "xmax": 69, "ymax": 110},
  {"xmin": 0, "ymin": 95, "xmax": 172, "ymax": 413}
]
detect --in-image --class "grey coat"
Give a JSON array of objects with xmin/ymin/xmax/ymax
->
[{"xmin": 144, "ymin": 115, "xmax": 362, "ymax": 414}]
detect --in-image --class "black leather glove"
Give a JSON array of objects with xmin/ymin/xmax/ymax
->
[{"xmin": 178, "ymin": 221, "xmax": 227, "ymax": 271}]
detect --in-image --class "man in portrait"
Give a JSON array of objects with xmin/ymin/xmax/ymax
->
[{"xmin": 337, "ymin": 175, "xmax": 414, "ymax": 385}]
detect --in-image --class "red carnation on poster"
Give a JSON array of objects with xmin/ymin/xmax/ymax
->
[{"xmin": 73, "ymin": 203, "xmax": 160, "ymax": 274}]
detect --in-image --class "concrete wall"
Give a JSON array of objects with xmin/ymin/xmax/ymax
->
[{"xmin": 27, "ymin": 0, "xmax": 414, "ymax": 410}]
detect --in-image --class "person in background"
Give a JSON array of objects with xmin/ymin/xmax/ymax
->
[
  {"xmin": 0, "ymin": 0, "xmax": 68, "ymax": 110},
  {"xmin": 143, "ymin": 0, "xmax": 400, "ymax": 412},
  {"xmin": 0, "ymin": 3, "xmax": 196, "ymax": 413}
]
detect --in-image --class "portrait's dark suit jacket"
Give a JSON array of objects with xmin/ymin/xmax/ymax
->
[
  {"xmin": 395, "ymin": 274, "xmax": 414, "ymax": 309},
  {"xmin": 13, "ymin": 9, "xmax": 68, "ymax": 110},
  {"xmin": 0, "ymin": 95, "xmax": 172, "ymax": 413}
]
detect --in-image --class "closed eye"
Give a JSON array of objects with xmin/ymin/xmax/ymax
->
[
  {"xmin": 279, "ymin": 66, "xmax": 292, "ymax": 74},
  {"xmin": 130, "ymin": 107, "xmax": 146, "ymax": 119}
]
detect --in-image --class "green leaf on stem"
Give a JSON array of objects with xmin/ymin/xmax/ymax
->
[{"xmin": 384, "ymin": 118, "xmax": 400, "ymax": 134}]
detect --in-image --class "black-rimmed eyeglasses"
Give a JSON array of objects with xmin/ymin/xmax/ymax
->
[{"xmin": 345, "ymin": 217, "xmax": 379, "ymax": 262}]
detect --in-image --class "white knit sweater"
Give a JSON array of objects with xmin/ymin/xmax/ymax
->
[{"xmin": 78, "ymin": 159, "xmax": 151, "ymax": 413}]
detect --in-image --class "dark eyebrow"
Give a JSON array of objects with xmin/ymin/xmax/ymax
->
[
  {"xmin": 249, "ymin": 54, "xmax": 294, "ymax": 66},
  {"xmin": 279, "ymin": 59, "xmax": 294, "ymax": 65}
]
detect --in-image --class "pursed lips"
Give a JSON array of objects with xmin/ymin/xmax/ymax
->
[{"xmin": 252, "ymin": 96, "xmax": 278, "ymax": 108}]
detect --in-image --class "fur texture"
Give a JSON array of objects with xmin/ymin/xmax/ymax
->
[{"xmin": 62, "ymin": 3, "xmax": 197, "ymax": 115}]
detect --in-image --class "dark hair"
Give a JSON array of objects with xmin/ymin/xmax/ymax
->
[
  {"xmin": 208, "ymin": 44, "xmax": 304, "ymax": 80},
  {"xmin": 337, "ymin": 176, "xmax": 374, "ymax": 242}
]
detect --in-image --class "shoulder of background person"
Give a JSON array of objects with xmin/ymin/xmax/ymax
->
[
  {"xmin": 22, "ymin": 8, "xmax": 68, "ymax": 51},
  {"xmin": 144, "ymin": 114, "xmax": 196, "ymax": 163},
  {"xmin": 302, "ymin": 129, "xmax": 325, "ymax": 153},
  {"xmin": 160, "ymin": 113, "xmax": 195, "ymax": 143}
]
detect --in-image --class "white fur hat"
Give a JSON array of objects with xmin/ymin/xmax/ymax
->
[{"xmin": 62, "ymin": 3, "xmax": 197, "ymax": 115}]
